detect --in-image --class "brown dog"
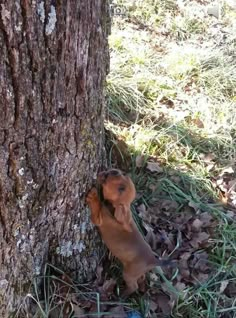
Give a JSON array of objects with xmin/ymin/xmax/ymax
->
[{"xmin": 86, "ymin": 169, "xmax": 171, "ymax": 297}]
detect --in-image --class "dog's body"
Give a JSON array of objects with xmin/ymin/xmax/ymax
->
[{"xmin": 86, "ymin": 169, "xmax": 169, "ymax": 296}]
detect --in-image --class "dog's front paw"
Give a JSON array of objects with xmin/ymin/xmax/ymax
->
[{"xmin": 86, "ymin": 187, "xmax": 98, "ymax": 204}]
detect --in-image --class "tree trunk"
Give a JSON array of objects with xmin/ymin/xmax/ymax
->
[{"xmin": 0, "ymin": 0, "xmax": 109, "ymax": 316}]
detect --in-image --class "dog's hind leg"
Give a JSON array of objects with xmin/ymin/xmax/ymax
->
[{"xmin": 122, "ymin": 267, "xmax": 139, "ymax": 298}]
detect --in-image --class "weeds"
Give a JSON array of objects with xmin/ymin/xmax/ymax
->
[
  {"xmin": 106, "ymin": 0, "xmax": 236, "ymax": 317},
  {"xmin": 15, "ymin": 264, "xmax": 135, "ymax": 318}
]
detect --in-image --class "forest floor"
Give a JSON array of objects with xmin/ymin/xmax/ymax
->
[
  {"xmin": 21, "ymin": 1, "xmax": 236, "ymax": 318},
  {"xmin": 104, "ymin": 0, "xmax": 236, "ymax": 317}
]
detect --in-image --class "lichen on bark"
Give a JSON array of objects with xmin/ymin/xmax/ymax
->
[{"xmin": 0, "ymin": 0, "xmax": 110, "ymax": 316}]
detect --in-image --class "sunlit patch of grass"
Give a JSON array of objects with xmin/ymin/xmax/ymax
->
[
  {"xmin": 161, "ymin": 44, "xmax": 201, "ymax": 80},
  {"xmin": 109, "ymin": 32, "xmax": 126, "ymax": 52},
  {"xmin": 198, "ymin": 48, "xmax": 236, "ymax": 100},
  {"xmin": 115, "ymin": 0, "xmax": 178, "ymax": 28},
  {"xmin": 107, "ymin": 117, "xmax": 236, "ymax": 173},
  {"xmin": 128, "ymin": 163, "xmax": 219, "ymax": 212},
  {"xmin": 106, "ymin": 78, "xmax": 149, "ymax": 124},
  {"xmin": 171, "ymin": 16, "xmax": 207, "ymax": 41}
]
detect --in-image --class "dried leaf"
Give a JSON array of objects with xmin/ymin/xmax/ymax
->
[
  {"xmin": 145, "ymin": 229, "xmax": 157, "ymax": 249},
  {"xmin": 143, "ymin": 222, "xmax": 154, "ymax": 235},
  {"xmin": 149, "ymin": 300, "xmax": 158, "ymax": 312},
  {"xmin": 191, "ymin": 219, "xmax": 203, "ymax": 232},
  {"xmin": 146, "ymin": 162, "xmax": 163, "ymax": 173},
  {"xmin": 225, "ymin": 282, "xmax": 236, "ymax": 298},
  {"xmin": 149, "ymin": 183, "xmax": 157, "ymax": 191},
  {"xmin": 136, "ymin": 203, "xmax": 146, "ymax": 217},
  {"xmin": 199, "ymin": 212, "xmax": 213, "ymax": 227},
  {"xmin": 228, "ymin": 179, "xmax": 236, "ymax": 192},
  {"xmin": 135, "ymin": 155, "xmax": 145, "ymax": 168},
  {"xmin": 149, "ymin": 272, "xmax": 159, "ymax": 287},
  {"xmin": 50, "ymin": 307, "xmax": 65, "ymax": 318},
  {"xmin": 158, "ymin": 229, "xmax": 175, "ymax": 251},
  {"xmin": 109, "ymin": 305, "xmax": 127, "ymax": 318},
  {"xmin": 179, "ymin": 258, "xmax": 191, "ymax": 280},
  {"xmin": 160, "ymin": 283, "xmax": 178, "ymax": 308},
  {"xmin": 206, "ymin": 163, "xmax": 215, "ymax": 172},
  {"xmin": 216, "ymin": 178, "xmax": 223, "ymax": 186},
  {"xmin": 190, "ymin": 232, "xmax": 209, "ymax": 248},
  {"xmin": 190, "ymin": 251, "xmax": 209, "ymax": 272},
  {"xmin": 77, "ymin": 299, "xmax": 92, "ymax": 310},
  {"xmin": 219, "ymin": 280, "xmax": 229, "ymax": 294},
  {"xmin": 170, "ymin": 175, "xmax": 181, "ymax": 184},
  {"xmin": 188, "ymin": 201, "xmax": 200, "ymax": 212},
  {"xmin": 160, "ymin": 200, "xmax": 178, "ymax": 212},
  {"xmin": 199, "ymin": 153, "xmax": 215, "ymax": 162},
  {"xmin": 159, "ymin": 96, "xmax": 175, "ymax": 108},
  {"xmin": 175, "ymin": 213, "xmax": 193, "ymax": 226},
  {"xmin": 175, "ymin": 282, "xmax": 186, "ymax": 291},
  {"xmin": 220, "ymin": 166, "xmax": 234, "ymax": 175},
  {"xmin": 147, "ymin": 205, "xmax": 161, "ymax": 219},
  {"xmin": 95, "ymin": 265, "xmax": 103, "ymax": 285},
  {"xmin": 179, "ymin": 267, "xmax": 191, "ymax": 280},
  {"xmin": 88, "ymin": 302, "xmax": 101, "ymax": 317},
  {"xmin": 180, "ymin": 252, "xmax": 191, "ymax": 261},
  {"xmin": 193, "ymin": 118, "xmax": 204, "ymax": 128},
  {"xmin": 72, "ymin": 304, "xmax": 86, "ymax": 317},
  {"xmin": 156, "ymin": 294, "xmax": 172, "ymax": 314},
  {"xmin": 100, "ymin": 278, "xmax": 116, "ymax": 294},
  {"xmin": 194, "ymin": 273, "xmax": 209, "ymax": 283}
]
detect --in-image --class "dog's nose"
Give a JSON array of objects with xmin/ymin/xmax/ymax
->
[{"xmin": 97, "ymin": 171, "xmax": 107, "ymax": 184}]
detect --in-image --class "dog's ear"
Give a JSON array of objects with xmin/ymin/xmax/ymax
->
[{"xmin": 114, "ymin": 204, "xmax": 132, "ymax": 232}]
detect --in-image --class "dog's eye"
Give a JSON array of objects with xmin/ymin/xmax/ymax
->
[{"xmin": 118, "ymin": 184, "xmax": 126, "ymax": 193}]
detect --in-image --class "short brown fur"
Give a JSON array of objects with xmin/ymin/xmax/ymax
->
[{"xmin": 86, "ymin": 169, "xmax": 167, "ymax": 296}]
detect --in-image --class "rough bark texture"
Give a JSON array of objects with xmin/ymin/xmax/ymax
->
[{"xmin": 0, "ymin": 0, "xmax": 109, "ymax": 316}]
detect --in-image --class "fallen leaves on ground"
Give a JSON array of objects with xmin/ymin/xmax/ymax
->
[
  {"xmin": 135, "ymin": 154, "xmax": 145, "ymax": 168},
  {"xmin": 135, "ymin": 198, "xmax": 228, "ymax": 316},
  {"xmin": 46, "ymin": 271, "xmax": 132, "ymax": 318},
  {"xmin": 213, "ymin": 164, "xmax": 236, "ymax": 210},
  {"xmin": 44, "ymin": 194, "xmax": 232, "ymax": 317},
  {"xmin": 146, "ymin": 161, "xmax": 163, "ymax": 173}
]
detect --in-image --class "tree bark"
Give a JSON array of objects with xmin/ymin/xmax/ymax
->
[{"xmin": 0, "ymin": 0, "xmax": 109, "ymax": 316}]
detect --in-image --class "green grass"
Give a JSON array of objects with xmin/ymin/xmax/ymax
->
[
  {"xmin": 125, "ymin": 163, "xmax": 236, "ymax": 318},
  {"xmin": 198, "ymin": 48, "xmax": 236, "ymax": 100},
  {"xmin": 15, "ymin": 263, "xmax": 136, "ymax": 318},
  {"xmin": 105, "ymin": 0, "xmax": 236, "ymax": 317}
]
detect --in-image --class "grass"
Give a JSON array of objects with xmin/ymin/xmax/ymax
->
[
  {"xmin": 105, "ymin": 0, "xmax": 236, "ymax": 317},
  {"xmin": 123, "ymin": 163, "xmax": 236, "ymax": 318},
  {"xmin": 15, "ymin": 263, "xmax": 136, "ymax": 318}
]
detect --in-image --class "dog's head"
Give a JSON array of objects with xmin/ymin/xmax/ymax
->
[
  {"xmin": 97, "ymin": 169, "xmax": 136, "ymax": 232},
  {"xmin": 98, "ymin": 169, "xmax": 136, "ymax": 205}
]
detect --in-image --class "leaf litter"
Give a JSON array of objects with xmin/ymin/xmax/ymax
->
[
  {"xmin": 45, "ymin": 187, "xmax": 234, "ymax": 318},
  {"xmin": 134, "ymin": 193, "xmax": 230, "ymax": 316}
]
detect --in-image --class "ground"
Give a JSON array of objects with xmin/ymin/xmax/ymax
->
[{"xmin": 18, "ymin": 1, "xmax": 236, "ymax": 317}]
